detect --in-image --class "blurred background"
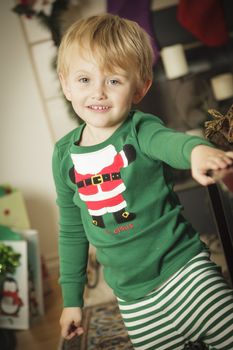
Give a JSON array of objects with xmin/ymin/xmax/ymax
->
[
  {"xmin": 1, "ymin": 0, "xmax": 233, "ymax": 276},
  {"xmin": 0, "ymin": 0, "xmax": 233, "ymax": 348}
]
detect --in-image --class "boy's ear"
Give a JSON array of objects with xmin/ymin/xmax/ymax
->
[
  {"xmin": 59, "ymin": 73, "xmax": 71, "ymax": 101},
  {"xmin": 133, "ymin": 79, "xmax": 152, "ymax": 104}
]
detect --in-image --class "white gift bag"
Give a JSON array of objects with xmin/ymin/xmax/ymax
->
[
  {"xmin": 0, "ymin": 240, "xmax": 29, "ymax": 329},
  {"xmin": 13, "ymin": 229, "xmax": 44, "ymax": 320}
]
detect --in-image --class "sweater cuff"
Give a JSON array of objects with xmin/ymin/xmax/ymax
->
[
  {"xmin": 183, "ymin": 137, "xmax": 214, "ymax": 164},
  {"xmin": 61, "ymin": 283, "xmax": 85, "ymax": 307}
]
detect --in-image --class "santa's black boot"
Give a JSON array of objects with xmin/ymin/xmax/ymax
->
[
  {"xmin": 113, "ymin": 209, "xmax": 136, "ymax": 224},
  {"xmin": 92, "ymin": 216, "xmax": 105, "ymax": 228}
]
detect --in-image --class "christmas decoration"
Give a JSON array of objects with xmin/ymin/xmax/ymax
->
[
  {"xmin": 12, "ymin": 1, "xmax": 85, "ymax": 123},
  {"xmin": 177, "ymin": 0, "xmax": 229, "ymax": 47},
  {"xmin": 0, "ymin": 243, "xmax": 21, "ymax": 276},
  {"xmin": 204, "ymin": 104, "xmax": 233, "ymax": 150},
  {"xmin": 12, "ymin": 0, "xmax": 70, "ymax": 46}
]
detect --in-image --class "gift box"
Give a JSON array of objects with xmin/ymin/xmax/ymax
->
[
  {"xmin": 0, "ymin": 227, "xmax": 44, "ymax": 329},
  {"xmin": 0, "ymin": 239, "xmax": 29, "ymax": 329},
  {"xmin": 14, "ymin": 229, "xmax": 44, "ymax": 320},
  {"xmin": 0, "ymin": 185, "xmax": 30, "ymax": 230}
]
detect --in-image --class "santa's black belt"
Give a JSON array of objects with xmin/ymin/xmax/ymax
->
[{"xmin": 77, "ymin": 172, "xmax": 121, "ymax": 188}]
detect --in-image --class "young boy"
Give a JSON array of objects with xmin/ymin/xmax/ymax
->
[{"xmin": 53, "ymin": 14, "xmax": 233, "ymax": 349}]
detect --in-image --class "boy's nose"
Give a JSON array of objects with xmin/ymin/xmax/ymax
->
[{"xmin": 92, "ymin": 82, "xmax": 107, "ymax": 100}]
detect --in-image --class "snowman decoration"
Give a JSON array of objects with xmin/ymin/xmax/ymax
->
[{"xmin": 0, "ymin": 277, "xmax": 23, "ymax": 316}]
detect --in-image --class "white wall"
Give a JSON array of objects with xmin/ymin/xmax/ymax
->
[{"xmin": 0, "ymin": 1, "xmax": 76, "ymax": 270}]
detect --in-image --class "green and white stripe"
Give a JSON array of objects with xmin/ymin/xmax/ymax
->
[{"xmin": 118, "ymin": 252, "xmax": 233, "ymax": 350}]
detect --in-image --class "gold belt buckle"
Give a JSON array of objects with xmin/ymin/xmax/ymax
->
[{"xmin": 91, "ymin": 174, "xmax": 103, "ymax": 185}]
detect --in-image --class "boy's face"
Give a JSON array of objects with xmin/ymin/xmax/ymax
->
[{"xmin": 60, "ymin": 49, "xmax": 151, "ymax": 132}]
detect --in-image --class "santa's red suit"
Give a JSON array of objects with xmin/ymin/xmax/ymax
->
[{"xmin": 71, "ymin": 145, "xmax": 132, "ymax": 216}]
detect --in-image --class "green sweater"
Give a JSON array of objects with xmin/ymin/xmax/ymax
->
[{"xmin": 52, "ymin": 110, "xmax": 212, "ymax": 307}]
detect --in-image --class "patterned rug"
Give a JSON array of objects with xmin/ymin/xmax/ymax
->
[{"xmin": 61, "ymin": 301, "xmax": 133, "ymax": 350}]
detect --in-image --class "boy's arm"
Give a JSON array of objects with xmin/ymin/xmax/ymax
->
[
  {"xmin": 191, "ymin": 145, "xmax": 233, "ymax": 185},
  {"xmin": 52, "ymin": 145, "xmax": 89, "ymax": 308},
  {"xmin": 136, "ymin": 114, "xmax": 214, "ymax": 169}
]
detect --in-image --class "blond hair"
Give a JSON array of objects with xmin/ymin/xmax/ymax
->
[{"xmin": 57, "ymin": 13, "xmax": 154, "ymax": 84}]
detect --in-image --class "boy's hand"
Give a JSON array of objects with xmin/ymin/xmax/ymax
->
[
  {"xmin": 191, "ymin": 145, "xmax": 233, "ymax": 186},
  {"xmin": 60, "ymin": 307, "xmax": 84, "ymax": 340}
]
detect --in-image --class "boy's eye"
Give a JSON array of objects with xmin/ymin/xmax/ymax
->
[
  {"xmin": 79, "ymin": 77, "xmax": 89, "ymax": 83},
  {"xmin": 108, "ymin": 79, "xmax": 120, "ymax": 85}
]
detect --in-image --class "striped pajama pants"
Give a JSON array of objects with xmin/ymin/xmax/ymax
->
[{"xmin": 118, "ymin": 252, "xmax": 233, "ymax": 350}]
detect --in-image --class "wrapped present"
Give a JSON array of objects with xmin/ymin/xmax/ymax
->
[
  {"xmin": 0, "ymin": 239, "xmax": 29, "ymax": 329},
  {"xmin": 0, "ymin": 186, "xmax": 30, "ymax": 230},
  {"xmin": 0, "ymin": 226, "xmax": 44, "ymax": 329},
  {"xmin": 13, "ymin": 229, "xmax": 44, "ymax": 319}
]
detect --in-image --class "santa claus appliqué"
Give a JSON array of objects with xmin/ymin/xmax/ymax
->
[{"xmin": 70, "ymin": 144, "xmax": 136, "ymax": 228}]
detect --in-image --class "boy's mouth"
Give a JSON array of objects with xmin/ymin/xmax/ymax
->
[{"xmin": 88, "ymin": 105, "xmax": 111, "ymax": 111}]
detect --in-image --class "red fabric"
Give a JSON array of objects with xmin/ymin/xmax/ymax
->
[
  {"xmin": 2, "ymin": 290, "xmax": 23, "ymax": 306},
  {"xmin": 86, "ymin": 194, "xmax": 125, "ymax": 211},
  {"xmin": 177, "ymin": 0, "xmax": 229, "ymax": 46},
  {"xmin": 75, "ymin": 153, "xmax": 124, "ymax": 196}
]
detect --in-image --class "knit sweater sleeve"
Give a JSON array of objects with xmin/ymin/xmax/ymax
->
[
  {"xmin": 52, "ymin": 144, "xmax": 89, "ymax": 308},
  {"xmin": 135, "ymin": 113, "xmax": 214, "ymax": 169}
]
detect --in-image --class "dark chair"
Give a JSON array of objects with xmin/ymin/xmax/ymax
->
[{"xmin": 207, "ymin": 166, "xmax": 233, "ymax": 286}]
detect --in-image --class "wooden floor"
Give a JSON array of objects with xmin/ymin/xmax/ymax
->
[{"xmin": 16, "ymin": 275, "xmax": 62, "ymax": 350}]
